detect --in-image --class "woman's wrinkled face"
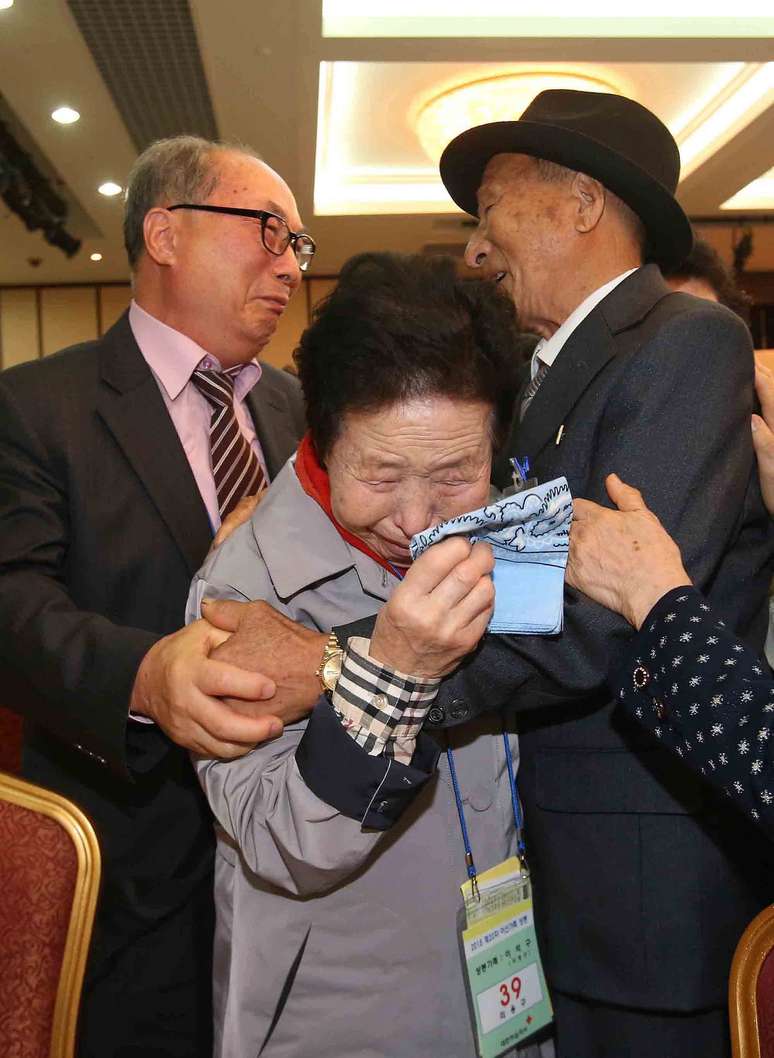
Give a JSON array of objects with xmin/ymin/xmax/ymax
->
[{"xmin": 326, "ymin": 397, "xmax": 494, "ymax": 567}]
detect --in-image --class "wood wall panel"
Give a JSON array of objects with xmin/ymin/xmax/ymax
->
[
  {"xmin": 0, "ymin": 289, "xmax": 39, "ymax": 369},
  {"xmin": 99, "ymin": 285, "xmax": 132, "ymax": 335},
  {"xmin": 0, "ymin": 277, "xmax": 340, "ymax": 371},
  {"xmin": 308, "ymin": 278, "xmax": 337, "ymax": 312},
  {"xmin": 40, "ymin": 287, "xmax": 98, "ymax": 357}
]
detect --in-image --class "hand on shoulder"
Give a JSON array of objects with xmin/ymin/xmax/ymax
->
[
  {"xmin": 568, "ymin": 474, "xmax": 691, "ymax": 629},
  {"xmin": 130, "ymin": 618, "xmax": 282, "ymax": 758}
]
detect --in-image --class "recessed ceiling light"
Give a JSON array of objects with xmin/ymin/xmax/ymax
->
[
  {"xmin": 90, "ymin": 252, "xmax": 103, "ymax": 262},
  {"xmin": 52, "ymin": 106, "xmax": 80, "ymax": 125},
  {"xmin": 98, "ymin": 181, "xmax": 123, "ymax": 197}
]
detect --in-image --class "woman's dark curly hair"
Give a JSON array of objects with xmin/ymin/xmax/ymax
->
[
  {"xmin": 665, "ymin": 238, "xmax": 752, "ymax": 323},
  {"xmin": 293, "ymin": 252, "xmax": 522, "ymax": 461}
]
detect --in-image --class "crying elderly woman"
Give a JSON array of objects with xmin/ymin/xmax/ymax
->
[{"xmin": 187, "ymin": 252, "xmax": 548, "ymax": 1058}]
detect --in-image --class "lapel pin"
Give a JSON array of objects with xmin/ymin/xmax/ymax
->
[{"xmin": 555, "ymin": 424, "xmax": 565, "ymax": 446}]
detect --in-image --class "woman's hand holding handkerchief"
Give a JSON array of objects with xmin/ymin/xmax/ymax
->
[{"xmin": 410, "ymin": 478, "xmax": 573, "ymax": 635}]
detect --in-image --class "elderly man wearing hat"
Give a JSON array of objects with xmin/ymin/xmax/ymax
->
[
  {"xmin": 201, "ymin": 91, "xmax": 773, "ymax": 1058},
  {"xmin": 428, "ymin": 90, "xmax": 773, "ymax": 1057}
]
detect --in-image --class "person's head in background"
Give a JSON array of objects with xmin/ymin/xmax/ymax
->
[
  {"xmin": 664, "ymin": 237, "xmax": 751, "ymax": 323},
  {"xmin": 293, "ymin": 252, "xmax": 521, "ymax": 564},
  {"xmin": 124, "ymin": 135, "xmax": 314, "ymax": 366}
]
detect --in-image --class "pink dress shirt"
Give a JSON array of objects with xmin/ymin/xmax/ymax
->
[{"xmin": 128, "ymin": 300, "xmax": 268, "ymax": 532}]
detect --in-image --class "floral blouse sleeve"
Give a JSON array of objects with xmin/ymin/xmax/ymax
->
[{"xmin": 614, "ymin": 586, "xmax": 774, "ymax": 831}]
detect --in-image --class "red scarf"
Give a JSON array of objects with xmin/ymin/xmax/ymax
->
[{"xmin": 295, "ymin": 432, "xmax": 404, "ymax": 578}]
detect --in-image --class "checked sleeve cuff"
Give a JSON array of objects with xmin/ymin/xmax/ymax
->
[{"xmin": 332, "ymin": 636, "xmax": 440, "ymax": 765}]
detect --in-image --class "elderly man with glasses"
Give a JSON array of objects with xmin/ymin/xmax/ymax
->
[{"xmin": 0, "ymin": 135, "xmax": 312, "ymax": 1058}]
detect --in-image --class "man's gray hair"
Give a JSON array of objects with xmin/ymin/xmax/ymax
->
[
  {"xmin": 533, "ymin": 156, "xmax": 647, "ymax": 253},
  {"xmin": 123, "ymin": 135, "xmax": 260, "ymax": 269},
  {"xmin": 534, "ymin": 157, "xmax": 576, "ymax": 185}
]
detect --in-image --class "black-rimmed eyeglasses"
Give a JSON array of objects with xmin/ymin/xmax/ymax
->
[{"xmin": 167, "ymin": 203, "xmax": 316, "ymax": 272}]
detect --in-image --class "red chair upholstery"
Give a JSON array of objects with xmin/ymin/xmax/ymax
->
[
  {"xmin": 0, "ymin": 772, "xmax": 101, "ymax": 1058},
  {"xmin": 0, "ymin": 705, "xmax": 23, "ymax": 774},
  {"xmin": 731, "ymin": 904, "xmax": 774, "ymax": 1058}
]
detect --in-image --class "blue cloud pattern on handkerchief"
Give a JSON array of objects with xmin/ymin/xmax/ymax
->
[{"xmin": 410, "ymin": 478, "xmax": 573, "ymax": 635}]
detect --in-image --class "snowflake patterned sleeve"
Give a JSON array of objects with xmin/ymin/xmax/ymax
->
[{"xmin": 614, "ymin": 586, "xmax": 774, "ymax": 832}]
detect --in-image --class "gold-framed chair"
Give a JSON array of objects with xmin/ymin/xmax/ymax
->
[
  {"xmin": 0, "ymin": 771, "xmax": 101, "ymax": 1058},
  {"xmin": 730, "ymin": 903, "xmax": 774, "ymax": 1058}
]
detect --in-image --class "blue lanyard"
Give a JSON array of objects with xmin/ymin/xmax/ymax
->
[
  {"xmin": 446, "ymin": 742, "xmax": 478, "ymax": 895},
  {"xmin": 386, "ymin": 561, "xmax": 525, "ymax": 892},
  {"xmin": 447, "ymin": 730, "xmax": 525, "ymax": 900}
]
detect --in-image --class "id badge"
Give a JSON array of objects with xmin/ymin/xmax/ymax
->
[{"xmin": 459, "ymin": 857, "xmax": 553, "ymax": 1057}]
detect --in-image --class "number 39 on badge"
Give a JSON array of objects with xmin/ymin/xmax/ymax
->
[{"xmin": 500, "ymin": 972, "xmax": 525, "ymax": 1011}]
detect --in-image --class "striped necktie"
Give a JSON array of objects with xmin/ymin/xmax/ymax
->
[
  {"xmin": 519, "ymin": 358, "xmax": 549, "ymax": 421},
  {"xmin": 192, "ymin": 368, "xmax": 266, "ymax": 520}
]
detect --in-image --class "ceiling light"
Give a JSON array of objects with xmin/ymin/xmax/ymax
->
[
  {"xmin": 721, "ymin": 167, "xmax": 774, "ymax": 211},
  {"xmin": 314, "ymin": 61, "xmax": 627, "ymax": 216},
  {"xmin": 98, "ymin": 181, "xmax": 122, "ymax": 197},
  {"xmin": 89, "ymin": 252, "xmax": 103, "ymax": 262},
  {"xmin": 414, "ymin": 71, "xmax": 619, "ymax": 164},
  {"xmin": 315, "ymin": 58, "xmax": 770, "ymax": 217},
  {"xmin": 51, "ymin": 106, "xmax": 81, "ymax": 125}
]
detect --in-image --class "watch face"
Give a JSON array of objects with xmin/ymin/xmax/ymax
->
[{"xmin": 321, "ymin": 654, "xmax": 343, "ymax": 691}]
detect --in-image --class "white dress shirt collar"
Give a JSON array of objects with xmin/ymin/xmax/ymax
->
[
  {"xmin": 129, "ymin": 300, "xmax": 262, "ymax": 401},
  {"xmin": 530, "ymin": 268, "xmax": 638, "ymax": 379}
]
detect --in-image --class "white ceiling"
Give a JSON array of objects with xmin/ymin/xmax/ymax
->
[{"xmin": 0, "ymin": 0, "xmax": 772, "ymax": 286}]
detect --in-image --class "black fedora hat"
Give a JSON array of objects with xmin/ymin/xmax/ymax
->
[{"xmin": 439, "ymin": 89, "xmax": 693, "ymax": 268}]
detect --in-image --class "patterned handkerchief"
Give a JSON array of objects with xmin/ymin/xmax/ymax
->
[{"xmin": 410, "ymin": 478, "xmax": 573, "ymax": 634}]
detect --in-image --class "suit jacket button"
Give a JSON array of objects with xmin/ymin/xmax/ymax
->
[
  {"xmin": 449, "ymin": 700, "xmax": 470, "ymax": 722},
  {"xmin": 427, "ymin": 705, "xmax": 446, "ymax": 726}
]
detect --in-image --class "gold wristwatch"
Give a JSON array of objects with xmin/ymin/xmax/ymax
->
[{"xmin": 316, "ymin": 631, "xmax": 344, "ymax": 694}]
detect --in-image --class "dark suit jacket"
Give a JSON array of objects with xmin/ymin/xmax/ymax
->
[
  {"xmin": 0, "ymin": 313, "xmax": 305, "ymax": 1011},
  {"xmin": 434, "ymin": 264, "xmax": 774, "ymax": 1012},
  {"xmin": 329, "ymin": 265, "xmax": 774, "ymax": 1016}
]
